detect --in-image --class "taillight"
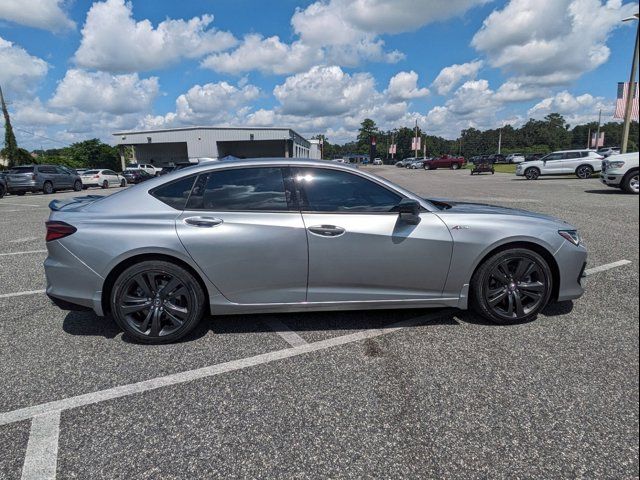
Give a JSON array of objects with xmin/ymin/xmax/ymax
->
[
  {"xmin": 45, "ymin": 221, "xmax": 77, "ymax": 242},
  {"xmin": 93, "ymin": 175, "xmax": 100, "ymax": 178}
]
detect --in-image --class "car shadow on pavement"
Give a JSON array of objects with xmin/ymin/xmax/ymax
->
[{"xmin": 583, "ymin": 189, "xmax": 627, "ymax": 195}]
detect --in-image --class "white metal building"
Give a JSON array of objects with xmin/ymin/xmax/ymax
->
[{"xmin": 113, "ymin": 126, "xmax": 312, "ymax": 169}]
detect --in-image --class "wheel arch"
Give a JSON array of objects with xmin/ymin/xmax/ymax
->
[
  {"xmin": 101, "ymin": 253, "xmax": 211, "ymax": 316},
  {"xmin": 468, "ymin": 240, "xmax": 560, "ymax": 302}
]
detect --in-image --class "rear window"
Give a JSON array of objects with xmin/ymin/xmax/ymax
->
[
  {"xmin": 150, "ymin": 175, "xmax": 197, "ymax": 210},
  {"xmin": 10, "ymin": 166, "xmax": 34, "ymax": 174},
  {"xmin": 84, "ymin": 170, "xmax": 100, "ymax": 175}
]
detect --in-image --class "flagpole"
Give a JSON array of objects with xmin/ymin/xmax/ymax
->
[
  {"xmin": 621, "ymin": 14, "xmax": 639, "ymax": 153},
  {"xmin": 414, "ymin": 120, "xmax": 418, "ymax": 159}
]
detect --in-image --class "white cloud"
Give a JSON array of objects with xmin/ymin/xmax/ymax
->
[
  {"xmin": 12, "ymin": 99, "xmax": 66, "ymax": 126},
  {"xmin": 49, "ymin": 69, "xmax": 159, "ymax": 114},
  {"xmin": 472, "ymin": 0, "xmax": 637, "ymax": 86},
  {"xmin": 494, "ymin": 80, "xmax": 550, "ymax": 102},
  {"xmin": 0, "ymin": 0, "xmax": 74, "ymax": 31},
  {"xmin": 140, "ymin": 81, "xmax": 261, "ymax": 128},
  {"xmin": 74, "ymin": 0, "xmax": 237, "ymax": 73},
  {"xmin": 385, "ymin": 71, "xmax": 430, "ymax": 101},
  {"xmin": 528, "ymin": 90, "xmax": 612, "ymax": 125},
  {"xmin": 432, "ymin": 60, "xmax": 483, "ymax": 95},
  {"xmin": 273, "ymin": 66, "xmax": 377, "ymax": 116},
  {"xmin": 292, "ymin": 0, "xmax": 489, "ymax": 41},
  {"xmin": 201, "ymin": 35, "xmax": 321, "ymax": 75},
  {"xmin": 0, "ymin": 37, "xmax": 48, "ymax": 97}
]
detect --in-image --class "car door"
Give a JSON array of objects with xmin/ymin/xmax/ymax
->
[
  {"xmin": 292, "ymin": 167, "xmax": 453, "ymax": 302},
  {"xmin": 540, "ymin": 153, "xmax": 564, "ymax": 174},
  {"xmin": 175, "ymin": 166, "xmax": 308, "ymax": 304},
  {"xmin": 561, "ymin": 151, "xmax": 582, "ymax": 173},
  {"xmin": 53, "ymin": 166, "xmax": 73, "ymax": 189},
  {"xmin": 104, "ymin": 170, "xmax": 117, "ymax": 186}
]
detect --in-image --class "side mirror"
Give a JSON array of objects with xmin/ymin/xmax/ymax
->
[{"xmin": 397, "ymin": 199, "xmax": 421, "ymax": 225}]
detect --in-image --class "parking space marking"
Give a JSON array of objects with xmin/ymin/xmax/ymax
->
[
  {"xmin": 0, "ymin": 289, "xmax": 46, "ymax": 299},
  {"xmin": 21, "ymin": 410, "xmax": 61, "ymax": 480},
  {"xmin": 584, "ymin": 260, "xmax": 632, "ymax": 276},
  {"xmin": 0, "ymin": 250, "xmax": 47, "ymax": 257},
  {"xmin": 264, "ymin": 318, "xmax": 308, "ymax": 347},
  {"xmin": 0, "ymin": 202, "xmax": 43, "ymax": 207},
  {"xmin": 9, "ymin": 237, "xmax": 41, "ymax": 244},
  {"xmin": 0, "ymin": 310, "xmax": 450, "ymax": 427}
]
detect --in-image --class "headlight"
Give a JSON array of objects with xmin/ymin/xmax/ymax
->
[
  {"xmin": 608, "ymin": 161, "xmax": 625, "ymax": 169},
  {"xmin": 559, "ymin": 230, "xmax": 581, "ymax": 246}
]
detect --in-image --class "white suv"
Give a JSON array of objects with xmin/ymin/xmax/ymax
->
[
  {"xmin": 516, "ymin": 149, "xmax": 603, "ymax": 180},
  {"xmin": 600, "ymin": 152, "xmax": 639, "ymax": 194},
  {"xmin": 125, "ymin": 163, "xmax": 160, "ymax": 176},
  {"xmin": 505, "ymin": 153, "xmax": 525, "ymax": 164}
]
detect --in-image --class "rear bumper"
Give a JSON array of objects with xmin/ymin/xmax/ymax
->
[
  {"xmin": 7, "ymin": 182, "xmax": 40, "ymax": 193},
  {"xmin": 47, "ymin": 293, "xmax": 92, "ymax": 311}
]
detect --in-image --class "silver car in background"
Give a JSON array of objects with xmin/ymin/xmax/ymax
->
[{"xmin": 44, "ymin": 158, "xmax": 587, "ymax": 344}]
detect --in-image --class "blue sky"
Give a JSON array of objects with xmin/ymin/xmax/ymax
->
[{"xmin": 0, "ymin": 0, "xmax": 637, "ymax": 149}]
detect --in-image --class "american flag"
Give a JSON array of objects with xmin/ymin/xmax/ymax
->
[{"xmin": 614, "ymin": 82, "xmax": 639, "ymax": 120}]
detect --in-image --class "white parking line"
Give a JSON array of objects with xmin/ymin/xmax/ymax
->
[
  {"xmin": 21, "ymin": 411, "xmax": 61, "ymax": 480},
  {"xmin": 0, "ymin": 289, "xmax": 46, "ymax": 299},
  {"xmin": 264, "ymin": 318, "xmax": 308, "ymax": 347},
  {"xmin": 584, "ymin": 260, "xmax": 632, "ymax": 276},
  {"xmin": 9, "ymin": 236, "xmax": 40, "ymax": 244},
  {"xmin": 0, "ymin": 202, "xmax": 43, "ymax": 207},
  {"xmin": 0, "ymin": 250, "xmax": 47, "ymax": 257},
  {"xmin": 0, "ymin": 310, "xmax": 449, "ymax": 427}
]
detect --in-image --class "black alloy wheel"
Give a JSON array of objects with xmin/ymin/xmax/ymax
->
[
  {"xmin": 43, "ymin": 181, "xmax": 54, "ymax": 194},
  {"xmin": 576, "ymin": 165, "xmax": 593, "ymax": 179},
  {"xmin": 111, "ymin": 261, "xmax": 205, "ymax": 343},
  {"xmin": 471, "ymin": 248, "xmax": 552, "ymax": 324},
  {"xmin": 525, "ymin": 168, "xmax": 540, "ymax": 180},
  {"xmin": 73, "ymin": 180, "xmax": 82, "ymax": 191}
]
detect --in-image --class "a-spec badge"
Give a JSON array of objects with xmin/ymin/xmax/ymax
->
[{"xmin": 451, "ymin": 225, "xmax": 470, "ymax": 230}]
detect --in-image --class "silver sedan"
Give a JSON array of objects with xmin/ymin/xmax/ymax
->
[{"xmin": 44, "ymin": 158, "xmax": 587, "ymax": 343}]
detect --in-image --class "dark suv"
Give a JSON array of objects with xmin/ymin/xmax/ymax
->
[
  {"xmin": 0, "ymin": 172, "xmax": 6, "ymax": 199},
  {"xmin": 6, "ymin": 165, "xmax": 83, "ymax": 195}
]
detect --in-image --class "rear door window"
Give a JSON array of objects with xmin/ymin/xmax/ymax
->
[
  {"xmin": 187, "ymin": 167, "xmax": 290, "ymax": 211},
  {"xmin": 39, "ymin": 166, "xmax": 57, "ymax": 174},
  {"xmin": 9, "ymin": 166, "xmax": 34, "ymax": 174}
]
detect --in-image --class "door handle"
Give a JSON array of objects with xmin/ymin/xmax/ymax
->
[
  {"xmin": 184, "ymin": 216, "xmax": 223, "ymax": 228},
  {"xmin": 308, "ymin": 225, "xmax": 345, "ymax": 237}
]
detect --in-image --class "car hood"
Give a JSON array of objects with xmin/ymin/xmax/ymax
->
[{"xmin": 425, "ymin": 198, "xmax": 572, "ymax": 226}]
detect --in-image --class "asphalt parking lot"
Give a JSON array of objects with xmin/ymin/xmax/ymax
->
[{"xmin": 1, "ymin": 168, "xmax": 638, "ymax": 479}]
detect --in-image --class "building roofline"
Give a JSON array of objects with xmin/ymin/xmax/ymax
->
[{"xmin": 112, "ymin": 126, "xmax": 306, "ymax": 137}]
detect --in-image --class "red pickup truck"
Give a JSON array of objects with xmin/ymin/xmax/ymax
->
[{"xmin": 423, "ymin": 155, "xmax": 465, "ymax": 170}]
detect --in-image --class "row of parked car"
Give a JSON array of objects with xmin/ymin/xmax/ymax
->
[
  {"xmin": 0, "ymin": 162, "xmax": 172, "ymax": 199},
  {"xmin": 395, "ymin": 155, "xmax": 467, "ymax": 170}
]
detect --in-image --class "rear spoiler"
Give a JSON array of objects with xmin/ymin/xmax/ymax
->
[{"xmin": 49, "ymin": 195, "xmax": 104, "ymax": 212}]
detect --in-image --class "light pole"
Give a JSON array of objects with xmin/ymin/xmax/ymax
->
[{"xmin": 621, "ymin": 13, "xmax": 639, "ymax": 153}]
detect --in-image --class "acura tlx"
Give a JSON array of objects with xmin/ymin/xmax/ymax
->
[{"xmin": 44, "ymin": 158, "xmax": 587, "ymax": 344}]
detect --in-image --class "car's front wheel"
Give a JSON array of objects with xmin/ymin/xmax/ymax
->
[
  {"xmin": 120, "ymin": 179, "xmax": 127, "ymax": 187},
  {"xmin": 43, "ymin": 181, "xmax": 54, "ymax": 194},
  {"xmin": 470, "ymin": 248, "xmax": 553, "ymax": 324},
  {"xmin": 524, "ymin": 167, "xmax": 540, "ymax": 180},
  {"xmin": 622, "ymin": 170, "xmax": 639, "ymax": 194},
  {"xmin": 451, "ymin": 163, "xmax": 460, "ymax": 170},
  {"xmin": 110, "ymin": 260, "xmax": 206, "ymax": 344},
  {"xmin": 73, "ymin": 180, "xmax": 82, "ymax": 191}
]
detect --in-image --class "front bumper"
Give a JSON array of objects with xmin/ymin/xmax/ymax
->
[
  {"xmin": 554, "ymin": 241, "xmax": 588, "ymax": 302},
  {"xmin": 600, "ymin": 171, "xmax": 624, "ymax": 187}
]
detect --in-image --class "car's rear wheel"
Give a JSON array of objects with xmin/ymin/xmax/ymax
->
[
  {"xmin": 575, "ymin": 165, "xmax": 593, "ymax": 179},
  {"xmin": 0, "ymin": 184, "xmax": 5, "ymax": 198},
  {"xmin": 111, "ymin": 260, "xmax": 206, "ymax": 344},
  {"xmin": 622, "ymin": 170, "xmax": 639, "ymax": 194},
  {"xmin": 102, "ymin": 180, "xmax": 109, "ymax": 189},
  {"xmin": 73, "ymin": 180, "xmax": 82, "ymax": 191},
  {"xmin": 470, "ymin": 248, "xmax": 552, "ymax": 324},
  {"xmin": 43, "ymin": 181, "xmax": 54, "ymax": 194},
  {"xmin": 451, "ymin": 163, "xmax": 460, "ymax": 170},
  {"xmin": 524, "ymin": 167, "xmax": 540, "ymax": 180}
]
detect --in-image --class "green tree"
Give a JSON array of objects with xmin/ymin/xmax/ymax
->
[
  {"xmin": 357, "ymin": 118, "xmax": 379, "ymax": 154},
  {"xmin": 1, "ymin": 85, "xmax": 19, "ymax": 167}
]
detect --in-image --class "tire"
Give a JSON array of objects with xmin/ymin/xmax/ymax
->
[
  {"xmin": 622, "ymin": 170, "xmax": 639, "ymax": 194},
  {"xmin": 524, "ymin": 167, "xmax": 540, "ymax": 180},
  {"xmin": 120, "ymin": 179, "xmax": 127, "ymax": 187},
  {"xmin": 470, "ymin": 248, "xmax": 553, "ymax": 324},
  {"xmin": 110, "ymin": 260, "xmax": 206, "ymax": 344},
  {"xmin": 102, "ymin": 180, "xmax": 109, "ymax": 189},
  {"xmin": 0, "ymin": 185, "xmax": 5, "ymax": 199},
  {"xmin": 452, "ymin": 163, "xmax": 460, "ymax": 170},
  {"xmin": 43, "ymin": 181, "xmax": 54, "ymax": 195},
  {"xmin": 73, "ymin": 180, "xmax": 82, "ymax": 192},
  {"xmin": 575, "ymin": 165, "xmax": 593, "ymax": 179}
]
